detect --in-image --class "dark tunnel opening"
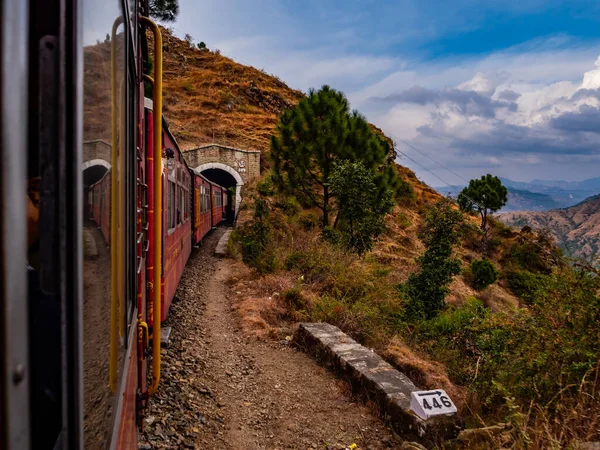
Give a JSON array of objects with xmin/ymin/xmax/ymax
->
[
  {"xmin": 83, "ymin": 164, "xmax": 109, "ymax": 221},
  {"xmin": 200, "ymin": 168, "xmax": 237, "ymax": 223}
]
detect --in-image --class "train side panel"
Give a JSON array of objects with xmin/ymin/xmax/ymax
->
[
  {"xmin": 100, "ymin": 174, "xmax": 110, "ymax": 243},
  {"xmin": 193, "ymin": 174, "xmax": 212, "ymax": 243},
  {"xmin": 211, "ymin": 183, "xmax": 223, "ymax": 226},
  {"xmin": 161, "ymin": 128, "xmax": 192, "ymax": 321}
]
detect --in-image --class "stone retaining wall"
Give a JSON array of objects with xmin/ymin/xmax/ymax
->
[{"xmin": 295, "ymin": 322, "xmax": 463, "ymax": 446}]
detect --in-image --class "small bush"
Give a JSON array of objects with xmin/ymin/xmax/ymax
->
[
  {"xmin": 298, "ymin": 211, "xmax": 319, "ymax": 231},
  {"xmin": 395, "ymin": 177, "xmax": 414, "ymax": 202},
  {"xmin": 469, "ymin": 259, "xmax": 498, "ymax": 290},
  {"xmin": 397, "ymin": 212, "xmax": 411, "ymax": 230},
  {"xmin": 504, "ymin": 269, "xmax": 549, "ymax": 304},
  {"xmin": 238, "ymin": 198, "xmax": 277, "ymax": 274},
  {"xmin": 321, "ymin": 226, "xmax": 342, "ymax": 246},
  {"xmin": 257, "ymin": 176, "xmax": 275, "ymax": 197},
  {"xmin": 280, "ymin": 196, "xmax": 300, "ymax": 217},
  {"xmin": 284, "ymin": 249, "xmax": 330, "ymax": 283},
  {"xmin": 283, "ymin": 286, "xmax": 307, "ymax": 310},
  {"xmin": 506, "ymin": 240, "xmax": 555, "ymax": 274}
]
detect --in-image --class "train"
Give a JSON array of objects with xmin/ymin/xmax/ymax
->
[
  {"xmin": 0, "ymin": 0, "xmax": 234, "ymax": 449},
  {"xmin": 87, "ymin": 117, "xmax": 230, "ymax": 321}
]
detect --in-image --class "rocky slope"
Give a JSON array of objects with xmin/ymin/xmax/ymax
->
[{"xmin": 499, "ymin": 194, "xmax": 600, "ymax": 262}]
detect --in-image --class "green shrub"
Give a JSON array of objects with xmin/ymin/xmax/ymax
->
[
  {"xmin": 298, "ymin": 211, "xmax": 319, "ymax": 231},
  {"xmin": 470, "ymin": 259, "xmax": 498, "ymax": 290},
  {"xmin": 504, "ymin": 269, "xmax": 549, "ymax": 304},
  {"xmin": 506, "ymin": 241, "xmax": 554, "ymax": 274},
  {"xmin": 284, "ymin": 249, "xmax": 330, "ymax": 283},
  {"xmin": 238, "ymin": 198, "xmax": 277, "ymax": 274},
  {"xmin": 280, "ymin": 196, "xmax": 300, "ymax": 217},
  {"xmin": 283, "ymin": 286, "xmax": 307, "ymax": 310},
  {"xmin": 397, "ymin": 212, "xmax": 411, "ymax": 230},
  {"xmin": 257, "ymin": 175, "xmax": 275, "ymax": 197},
  {"xmin": 321, "ymin": 226, "xmax": 342, "ymax": 246}
]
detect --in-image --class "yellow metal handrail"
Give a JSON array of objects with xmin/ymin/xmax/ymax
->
[
  {"xmin": 140, "ymin": 15, "xmax": 163, "ymax": 396},
  {"xmin": 109, "ymin": 15, "xmax": 124, "ymax": 393}
]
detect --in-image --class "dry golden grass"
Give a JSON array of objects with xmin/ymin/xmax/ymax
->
[
  {"xmin": 383, "ymin": 337, "xmax": 468, "ymax": 411},
  {"xmin": 149, "ymin": 27, "xmax": 304, "ymax": 152}
]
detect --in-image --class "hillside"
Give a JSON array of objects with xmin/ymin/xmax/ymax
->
[
  {"xmin": 436, "ymin": 184, "xmax": 564, "ymax": 212},
  {"xmin": 150, "ymin": 30, "xmax": 600, "ymax": 447},
  {"xmin": 155, "ymin": 28, "xmax": 304, "ymax": 152},
  {"xmin": 500, "ymin": 194, "xmax": 600, "ymax": 262},
  {"xmin": 503, "ymin": 188, "xmax": 561, "ymax": 211},
  {"xmin": 499, "ymin": 176, "xmax": 600, "ymax": 208}
]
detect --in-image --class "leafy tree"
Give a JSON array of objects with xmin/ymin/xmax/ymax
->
[
  {"xmin": 469, "ymin": 258, "xmax": 498, "ymax": 290},
  {"xmin": 271, "ymin": 85, "xmax": 398, "ymax": 227},
  {"xmin": 149, "ymin": 0, "xmax": 179, "ymax": 22},
  {"xmin": 197, "ymin": 41, "xmax": 207, "ymax": 50},
  {"xmin": 404, "ymin": 199, "xmax": 464, "ymax": 319},
  {"xmin": 239, "ymin": 198, "xmax": 276, "ymax": 274},
  {"xmin": 329, "ymin": 160, "xmax": 394, "ymax": 255},
  {"xmin": 457, "ymin": 174, "xmax": 507, "ymax": 229}
]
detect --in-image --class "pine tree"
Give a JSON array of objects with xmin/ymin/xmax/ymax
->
[
  {"xmin": 149, "ymin": 0, "xmax": 179, "ymax": 22},
  {"xmin": 271, "ymin": 85, "xmax": 398, "ymax": 227},
  {"xmin": 457, "ymin": 174, "xmax": 507, "ymax": 229}
]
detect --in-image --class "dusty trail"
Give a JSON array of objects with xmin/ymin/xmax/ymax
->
[{"xmin": 140, "ymin": 228, "xmax": 397, "ymax": 449}]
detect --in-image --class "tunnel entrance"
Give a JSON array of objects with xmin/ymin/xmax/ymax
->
[
  {"xmin": 200, "ymin": 168, "xmax": 236, "ymax": 223},
  {"xmin": 83, "ymin": 163, "xmax": 109, "ymax": 220},
  {"xmin": 194, "ymin": 162, "xmax": 244, "ymax": 221}
]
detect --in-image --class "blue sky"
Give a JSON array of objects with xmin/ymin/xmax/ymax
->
[{"xmin": 170, "ymin": 0, "xmax": 600, "ymax": 186}]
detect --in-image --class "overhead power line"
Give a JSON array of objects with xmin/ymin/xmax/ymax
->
[{"xmin": 392, "ymin": 136, "xmax": 578, "ymax": 268}]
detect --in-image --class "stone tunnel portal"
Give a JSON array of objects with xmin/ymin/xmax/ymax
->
[{"xmin": 194, "ymin": 162, "xmax": 244, "ymax": 221}]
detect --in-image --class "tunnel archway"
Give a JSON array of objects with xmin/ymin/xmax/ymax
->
[
  {"xmin": 82, "ymin": 159, "xmax": 111, "ymax": 220},
  {"xmin": 194, "ymin": 162, "xmax": 243, "ymax": 220}
]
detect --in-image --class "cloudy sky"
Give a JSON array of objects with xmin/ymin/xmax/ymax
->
[{"xmin": 169, "ymin": 0, "xmax": 600, "ymax": 186}]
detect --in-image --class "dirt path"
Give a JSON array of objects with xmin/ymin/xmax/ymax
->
[{"xmin": 140, "ymin": 228, "xmax": 397, "ymax": 450}]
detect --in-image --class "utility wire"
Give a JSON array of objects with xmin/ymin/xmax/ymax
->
[
  {"xmin": 394, "ymin": 136, "xmax": 469, "ymax": 185},
  {"xmin": 393, "ymin": 138, "xmax": 576, "ymax": 268}
]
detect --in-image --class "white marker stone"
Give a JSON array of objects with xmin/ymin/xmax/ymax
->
[{"xmin": 410, "ymin": 390, "xmax": 457, "ymax": 420}]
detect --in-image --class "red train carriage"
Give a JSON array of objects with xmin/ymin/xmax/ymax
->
[
  {"xmin": 159, "ymin": 120, "xmax": 192, "ymax": 321},
  {"xmin": 222, "ymin": 186, "xmax": 229, "ymax": 221},
  {"xmin": 193, "ymin": 172, "xmax": 214, "ymax": 245},
  {"xmin": 211, "ymin": 183, "xmax": 225, "ymax": 226},
  {"xmin": 0, "ymin": 1, "xmax": 232, "ymax": 448},
  {"xmin": 90, "ymin": 171, "xmax": 111, "ymax": 244}
]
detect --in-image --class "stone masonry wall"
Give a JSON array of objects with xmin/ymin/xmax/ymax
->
[
  {"xmin": 183, "ymin": 144, "xmax": 260, "ymax": 184},
  {"xmin": 83, "ymin": 140, "xmax": 112, "ymax": 166}
]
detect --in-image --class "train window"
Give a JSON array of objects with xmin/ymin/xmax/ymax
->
[
  {"xmin": 168, "ymin": 180, "xmax": 176, "ymax": 230},
  {"xmin": 177, "ymin": 186, "xmax": 182, "ymax": 225},
  {"xmin": 81, "ymin": 1, "xmax": 129, "ymax": 448}
]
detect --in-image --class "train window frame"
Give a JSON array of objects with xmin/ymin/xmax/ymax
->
[
  {"xmin": 167, "ymin": 176, "xmax": 176, "ymax": 234},
  {"xmin": 1, "ymin": 0, "xmax": 30, "ymax": 446}
]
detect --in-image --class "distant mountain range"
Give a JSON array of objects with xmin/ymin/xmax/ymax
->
[
  {"xmin": 499, "ymin": 194, "xmax": 600, "ymax": 262},
  {"xmin": 434, "ymin": 177, "xmax": 600, "ymax": 212}
]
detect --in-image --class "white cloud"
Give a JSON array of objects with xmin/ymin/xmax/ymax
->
[{"xmin": 357, "ymin": 39, "xmax": 600, "ymax": 184}]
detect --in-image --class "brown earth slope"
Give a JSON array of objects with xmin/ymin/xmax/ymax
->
[
  {"xmin": 153, "ymin": 29, "xmax": 518, "ymax": 310},
  {"xmin": 499, "ymin": 195, "xmax": 600, "ymax": 262},
  {"xmin": 156, "ymin": 28, "xmax": 304, "ymax": 152}
]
